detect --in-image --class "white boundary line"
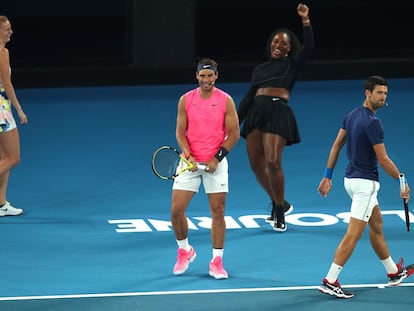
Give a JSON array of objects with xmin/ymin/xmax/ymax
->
[{"xmin": 0, "ymin": 283, "xmax": 413, "ymax": 301}]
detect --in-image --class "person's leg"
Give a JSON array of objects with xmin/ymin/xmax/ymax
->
[
  {"xmin": 318, "ymin": 217, "xmax": 366, "ymax": 299},
  {"xmin": 207, "ymin": 192, "xmax": 228, "ymax": 279},
  {"xmin": 332, "ymin": 217, "xmax": 367, "ymax": 268},
  {"xmin": 0, "ymin": 136, "xmax": 8, "ymax": 204},
  {"xmin": 369, "ymin": 205, "xmax": 398, "ymax": 274},
  {"xmin": 246, "ymin": 130, "xmax": 269, "ymax": 194},
  {"xmin": 0, "ymin": 171, "xmax": 9, "ymax": 204},
  {"xmin": 0, "ymin": 170, "xmax": 23, "ymax": 216},
  {"xmin": 261, "ymin": 132, "xmax": 286, "ymax": 205},
  {"xmin": 369, "ymin": 205, "xmax": 414, "ymax": 285},
  {"xmin": 261, "ymin": 132, "xmax": 287, "ymax": 231},
  {"xmin": 246, "ymin": 131, "xmax": 291, "ymax": 227},
  {"xmin": 0, "ymin": 129, "xmax": 23, "ymax": 216},
  {"xmin": 171, "ymin": 190, "xmax": 194, "ymax": 241},
  {"xmin": 0, "ymin": 129, "xmax": 20, "ymax": 177},
  {"xmin": 171, "ymin": 189, "xmax": 196, "ymax": 275},
  {"xmin": 202, "ymin": 160, "xmax": 229, "ymax": 279},
  {"xmin": 208, "ymin": 192, "xmax": 226, "ymax": 249},
  {"xmin": 369, "ymin": 205, "xmax": 391, "ymax": 260},
  {"xmin": 320, "ymin": 178, "xmax": 374, "ymax": 298}
]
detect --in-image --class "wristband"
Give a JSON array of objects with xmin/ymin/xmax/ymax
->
[
  {"xmin": 214, "ymin": 146, "xmax": 229, "ymax": 162},
  {"xmin": 324, "ymin": 167, "xmax": 333, "ymax": 179}
]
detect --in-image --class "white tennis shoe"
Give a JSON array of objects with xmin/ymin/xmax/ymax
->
[{"xmin": 0, "ymin": 201, "xmax": 23, "ymax": 216}]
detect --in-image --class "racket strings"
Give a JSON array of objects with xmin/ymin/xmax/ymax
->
[{"xmin": 152, "ymin": 149, "xmax": 181, "ymax": 179}]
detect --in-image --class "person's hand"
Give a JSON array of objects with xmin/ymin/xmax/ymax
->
[
  {"xmin": 400, "ymin": 182, "xmax": 410, "ymax": 204},
  {"xmin": 318, "ymin": 178, "xmax": 332, "ymax": 197},
  {"xmin": 17, "ymin": 109, "xmax": 28, "ymax": 124},
  {"xmin": 205, "ymin": 158, "xmax": 219, "ymax": 174},
  {"xmin": 185, "ymin": 155, "xmax": 199, "ymax": 172},
  {"xmin": 297, "ymin": 3, "xmax": 309, "ymax": 19}
]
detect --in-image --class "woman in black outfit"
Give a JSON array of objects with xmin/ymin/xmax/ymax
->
[{"xmin": 237, "ymin": 3, "xmax": 314, "ymax": 232}]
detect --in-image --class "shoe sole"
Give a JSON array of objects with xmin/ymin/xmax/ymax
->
[
  {"xmin": 273, "ymin": 225, "xmax": 287, "ymax": 233},
  {"xmin": 388, "ymin": 274, "xmax": 407, "ymax": 286},
  {"xmin": 173, "ymin": 252, "xmax": 197, "ymax": 275},
  {"xmin": 209, "ymin": 271, "xmax": 228, "ymax": 279},
  {"xmin": 0, "ymin": 213, "xmax": 23, "ymax": 217},
  {"xmin": 318, "ymin": 286, "xmax": 354, "ymax": 299},
  {"xmin": 387, "ymin": 264, "xmax": 414, "ymax": 286},
  {"xmin": 0, "ymin": 210, "xmax": 23, "ymax": 217}
]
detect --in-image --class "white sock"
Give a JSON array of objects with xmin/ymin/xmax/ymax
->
[
  {"xmin": 325, "ymin": 263, "xmax": 342, "ymax": 283},
  {"xmin": 176, "ymin": 238, "xmax": 191, "ymax": 251},
  {"xmin": 381, "ymin": 256, "xmax": 398, "ymax": 274},
  {"xmin": 212, "ymin": 248, "xmax": 224, "ymax": 260}
]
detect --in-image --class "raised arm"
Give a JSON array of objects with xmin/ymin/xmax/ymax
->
[{"xmin": 294, "ymin": 3, "xmax": 314, "ymax": 62}]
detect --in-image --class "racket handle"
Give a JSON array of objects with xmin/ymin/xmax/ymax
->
[
  {"xmin": 399, "ymin": 173, "xmax": 406, "ymax": 191},
  {"xmin": 197, "ymin": 164, "xmax": 207, "ymax": 170}
]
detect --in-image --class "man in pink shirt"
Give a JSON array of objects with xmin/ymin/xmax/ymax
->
[{"xmin": 171, "ymin": 58, "xmax": 240, "ymax": 279}]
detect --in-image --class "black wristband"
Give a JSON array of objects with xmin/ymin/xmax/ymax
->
[{"xmin": 214, "ymin": 147, "xmax": 229, "ymax": 162}]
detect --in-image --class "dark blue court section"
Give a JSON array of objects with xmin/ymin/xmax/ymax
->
[{"xmin": 0, "ymin": 78, "xmax": 413, "ymax": 310}]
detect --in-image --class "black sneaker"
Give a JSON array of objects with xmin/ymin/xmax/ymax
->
[
  {"xmin": 273, "ymin": 221, "xmax": 287, "ymax": 232},
  {"xmin": 318, "ymin": 278, "xmax": 354, "ymax": 299},
  {"xmin": 272, "ymin": 203, "xmax": 287, "ymax": 233},
  {"xmin": 387, "ymin": 258, "xmax": 414, "ymax": 286},
  {"xmin": 265, "ymin": 200, "xmax": 293, "ymax": 223}
]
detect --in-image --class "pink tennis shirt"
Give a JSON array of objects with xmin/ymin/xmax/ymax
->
[{"xmin": 184, "ymin": 87, "xmax": 228, "ymax": 162}]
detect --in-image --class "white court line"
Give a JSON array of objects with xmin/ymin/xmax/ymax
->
[{"xmin": 0, "ymin": 283, "xmax": 413, "ymax": 301}]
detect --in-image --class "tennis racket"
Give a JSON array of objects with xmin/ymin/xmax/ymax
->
[
  {"xmin": 151, "ymin": 145, "xmax": 206, "ymax": 180},
  {"xmin": 399, "ymin": 173, "xmax": 410, "ymax": 232}
]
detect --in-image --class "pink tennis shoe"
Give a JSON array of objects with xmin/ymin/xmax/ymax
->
[
  {"xmin": 173, "ymin": 247, "xmax": 196, "ymax": 275},
  {"xmin": 209, "ymin": 256, "xmax": 228, "ymax": 279}
]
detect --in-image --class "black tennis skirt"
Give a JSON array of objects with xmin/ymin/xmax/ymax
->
[{"xmin": 240, "ymin": 96, "xmax": 301, "ymax": 145}]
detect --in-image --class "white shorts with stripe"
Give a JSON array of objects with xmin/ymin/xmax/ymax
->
[{"xmin": 344, "ymin": 177, "xmax": 380, "ymax": 222}]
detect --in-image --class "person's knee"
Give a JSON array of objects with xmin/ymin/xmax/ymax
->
[
  {"xmin": 2, "ymin": 155, "xmax": 20, "ymax": 168},
  {"xmin": 368, "ymin": 206, "xmax": 383, "ymax": 231},
  {"xmin": 345, "ymin": 221, "xmax": 366, "ymax": 242},
  {"xmin": 210, "ymin": 204, "xmax": 225, "ymax": 218},
  {"xmin": 265, "ymin": 158, "xmax": 282, "ymax": 172},
  {"xmin": 12, "ymin": 156, "xmax": 20, "ymax": 166},
  {"xmin": 250, "ymin": 161, "xmax": 264, "ymax": 174},
  {"xmin": 369, "ymin": 220, "xmax": 383, "ymax": 235},
  {"xmin": 171, "ymin": 203, "xmax": 186, "ymax": 218}
]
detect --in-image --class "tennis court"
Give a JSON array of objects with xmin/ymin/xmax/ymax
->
[{"xmin": 0, "ymin": 78, "xmax": 413, "ymax": 310}]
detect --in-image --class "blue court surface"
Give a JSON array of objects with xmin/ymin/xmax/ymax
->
[{"xmin": 0, "ymin": 78, "xmax": 413, "ymax": 310}]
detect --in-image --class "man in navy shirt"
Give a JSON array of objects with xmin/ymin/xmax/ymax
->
[{"xmin": 317, "ymin": 75, "xmax": 412, "ymax": 298}]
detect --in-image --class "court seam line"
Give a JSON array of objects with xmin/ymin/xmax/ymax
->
[{"xmin": 0, "ymin": 283, "xmax": 413, "ymax": 301}]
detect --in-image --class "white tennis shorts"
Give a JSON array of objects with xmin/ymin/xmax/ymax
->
[
  {"xmin": 344, "ymin": 177, "xmax": 380, "ymax": 222},
  {"xmin": 172, "ymin": 157, "xmax": 229, "ymax": 193}
]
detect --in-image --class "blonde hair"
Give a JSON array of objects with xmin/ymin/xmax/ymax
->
[{"xmin": 0, "ymin": 16, "xmax": 9, "ymax": 24}]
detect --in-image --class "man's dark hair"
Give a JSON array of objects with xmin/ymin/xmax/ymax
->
[{"xmin": 365, "ymin": 75, "xmax": 388, "ymax": 92}]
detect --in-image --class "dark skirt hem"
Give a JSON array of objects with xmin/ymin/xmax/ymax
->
[{"xmin": 240, "ymin": 96, "xmax": 301, "ymax": 145}]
